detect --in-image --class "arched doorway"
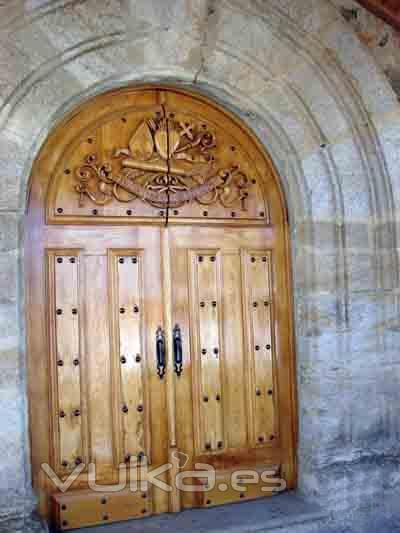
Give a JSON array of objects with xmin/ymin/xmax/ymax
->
[{"xmin": 25, "ymin": 86, "xmax": 297, "ymax": 530}]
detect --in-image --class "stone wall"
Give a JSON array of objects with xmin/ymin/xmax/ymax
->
[{"xmin": 0, "ymin": 0, "xmax": 399, "ymax": 530}]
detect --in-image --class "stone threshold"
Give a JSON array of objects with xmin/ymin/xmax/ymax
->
[{"xmin": 50, "ymin": 492, "xmax": 330, "ymax": 533}]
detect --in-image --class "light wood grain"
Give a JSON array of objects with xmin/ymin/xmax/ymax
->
[{"xmin": 26, "ymin": 86, "xmax": 297, "ymax": 528}]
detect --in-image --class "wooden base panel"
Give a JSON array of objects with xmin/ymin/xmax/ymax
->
[
  {"xmin": 193, "ymin": 463, "xmax": 282, "ymax": 508},
  {"xmin": 51, "ymin": 488, "xmax": 151, "ymax": 531}
]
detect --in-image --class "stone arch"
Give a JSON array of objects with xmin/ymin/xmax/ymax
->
[{"xmin": 0, "ymin": 0, "xmax": 399, "ymax": 525}]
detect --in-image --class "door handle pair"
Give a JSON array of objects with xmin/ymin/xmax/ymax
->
[{"xmin": 156, "ymin": 324, "xmax": 183, "ymax": 379}]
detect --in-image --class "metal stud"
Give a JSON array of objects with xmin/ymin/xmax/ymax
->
[
  {"xmin": 255, "ymin": 345, "xmax": 260, "ymax": 351},
  {"xmin": 62, "ymin": 520, "xmax": 68, "ymax": 527},
  {"xmin": 57, "ymin": 257, "xmax": 63, "ymax": 264},
  {"xmin": 258, "ymin": 436, "xmax": 264, "ymax": 443},
  {"xmin": 101, "ymin": 497, "xmax": 107, "ymax": 505},
  {"xmin": 70, "ymin": 257, "xmax": 76, "ymax": 264},
  {"xmin": 240, "ymin": 493, "xmax": 245, "ymax": 499},
  {"xmin": 133, "ymin": 305, "xmax": 139, "ymax": 313},
  {"xmin": 103, "ymin": 515, "xmax": 109, "ymax": 521},
  {"xmin": 57, "ymin": 360, "xmax": 64, "ymax": 367},
  {"xmin": 159, "ymin": 211, "xmax": 164, "ymax": 217},
  {"xmin": 74, "ymin": 409, "xmax": 80, "ymax": 417},
  {"xmin": 253, "ymin": 302, "xmax": 258, "ymax": 308},
  {"xmin": 59, "ymin": 410, "xmax": 66, "ymax": 418},
  {"xmin": 119, "ymin": 258, "xmax": 125, "ymax": 264},
  {"xmin": 120, "ymin": 356, "xmax": 127, "ymax": 364},
  {"xmin": 216, "ymin": 394, "xmax": 221, "ymax": 402},
  {"xmin": 217, "ymin": 441, "xmax": 223, "ymax": 449},
  {"xmin": 126, "ymin": 209, "xmax": 132, "ymax": 216},
  {"xmin": 213, "ymin": 347, "xmax": 219, "ymax": 355},
  {"xmin": 203, "ymin": 396, "xmax": 209, "ymax": 403},
  {"xmin": 206, "ymin": 499, "xmax": 212, "ymax": 505},
  {"xmin": 72, "ymin": 308, "xmax": 78, "ymax": 315},
  {"xmin": 210, "ymin": 256, "xmax": 216, "ymax": 262},
  {"xmin": 73, "ymin": 358, "xmax": 79, "ymax": 366},
  {"xmin": 251, "ymin": 257, "xmax": 256, "ymax": 263},
  {"xmin": 61, "ymin": 504, "xmax": 67, "ymax": 511},
  {"xmin": 198, "ymin": 256, "xmax": 203, "ymax": 262},
  {"xmin": 262, "ymin": 257, "xmax": 267, "ymax": 262},
  {"xmin": 205, "ymin": 443, "xmax": 211, "ymax": 450},
  {"xmin": 120, "ymin": 308, "xmax": 125, "ymax": 314},
  {"xmin": 132, "ymin": 257, "xmax": 138, "ymax": 264},
  {"xmin": 92, "ymin": 209, "xmax": 98, "ymax": 215},
  {"xmin": 266, "ymin": 344, "xmax": 271, "ymax": 350},
  {"xmin": 75, "ymin": 457, "xmax": 82, "ymax": 465},
  {"xmin": 256, "ymin": 389, "xmax": 261, "ymax": 397},
  {"xmin": 201, "ymin": 349, "xmax": 207, "ymax": 355},
  {"xmin": 212, "ymin": 301, "xmax": 217, "ymax": 307},
  {"xmin": 268, "ymin": 389, "xmax": 273, "ymax": 396},
  {"xmin": 203, "ymin": 211, "xmax": 208, "ymax": 217},
  {"xmin": 259, "ymin": 212, "xmax": 265, "ymax": 218},
  {"xmin": 135, "ymin": 355, "xmax": 141, "ymax": 363},
  {"xmin": 122, "ymin": 405, "xmax": 128, "ymax": 413},
  {"xmin": 231, "ymin": 212, "xmax": 236, "ymax": 218},
  {"xmin": 264, "ymin": 301, "xmax": 269, "ymax": 307},
  {"xmin": 173, "ymin": 210, "xmax": 179, "ymax": 216},
  {"xmin": 200, "ymin": 301, "xmax": 205, "ymax": 308},
  {"xmin": 137, "ymin": 405, "xmax": 144, "ymax": 413},
  {"xmin": 56, "ymin": 309, "xmax": 63, "ymax": 315},
  {"xmin": 57, "ymin": 208, "xmax": 64, "ymax": 214}
]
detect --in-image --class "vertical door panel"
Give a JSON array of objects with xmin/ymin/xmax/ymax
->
[
  {"xmin": 47, "ymin": 249, "xmax": 87, "ymax": 473},
  {"xmin": 108, "ymin": 250, "xmax": 149, "ymax": 466},
  {"xmin": 241, "ymin": 250, "xmax": 277, "ymax": 448},
  {"xmin": 189, "ymin": 250, "xmax": 225, "ymax": 454},
  {"xmin": 84, "ymin": 254, "xmax": 114, "ymax": 467}
]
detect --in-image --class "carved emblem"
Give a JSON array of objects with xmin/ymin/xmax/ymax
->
[{"xmin": 75, "ymin": 112, "xmax": 251, "ymax": 211}]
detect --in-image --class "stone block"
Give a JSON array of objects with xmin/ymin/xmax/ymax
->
[
  {"xmin": 0, "ymin": 214, "xmax": 18, "ymax": 254},
  {"xmin": 0, "ymin": 252, "xmax": 18, "ymax": 304}
]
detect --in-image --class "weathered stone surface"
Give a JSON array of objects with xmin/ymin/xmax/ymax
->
[{"xmin": 0, "ymin": 1, "xmax": 399, "ymax": 532}]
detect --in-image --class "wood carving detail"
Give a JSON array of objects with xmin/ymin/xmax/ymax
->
[{"xmin": 75, "ymin": 113, "xmax": 251, "ymax": 211}]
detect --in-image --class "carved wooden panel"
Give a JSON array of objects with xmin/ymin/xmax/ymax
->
[
  {"xmin": 189, "ymin": 250, "xmax": 225, "ymax": 454},
  {"xmin": 46, "ymin": 90, "xmax": 270, "ymax": 224},
  {"xmin": 108, "ymin": 249, "xmax": 150, "ymax": 467},
  {"xmin": 242, "ymin": 251, "xmax": 277, "ymax": 448},
  {"xmin": 47, "ymin": 249, "xmax": 88, "ymax": 472}
]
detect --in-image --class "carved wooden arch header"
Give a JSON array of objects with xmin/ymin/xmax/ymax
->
[{"xmin": 45, "ymin": 87, "xmax": 282, "ymax": 225}]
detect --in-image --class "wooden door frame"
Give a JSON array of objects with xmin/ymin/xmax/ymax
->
[{"xmin": 24, "ymin": 84, "xmax": 298, "ymax": 522}]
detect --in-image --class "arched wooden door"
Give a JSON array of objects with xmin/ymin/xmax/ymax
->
[{"xmin": 26, "ymin": 86, "xmax": 297, "ymax": 530}]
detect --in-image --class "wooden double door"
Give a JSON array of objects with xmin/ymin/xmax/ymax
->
[
  {"xmin": 28, "ymin": 223, "xmax": 295, "ymax": 529},
  {"xmin": 26, "ymin": 86, "xmax": 297, "ymax": 530}
]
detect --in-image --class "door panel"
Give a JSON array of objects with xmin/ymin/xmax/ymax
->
[
  {"xmin": 170, "ymin": 226, "xmax": 294, "ymax": 508},
  {"xmin": 47, "ymin": 249, "xmax": 87, "ymax": 473},
  {"xmin": 33, "ymin": 227, "xmax": 169, "ymax": 523},
  {"xmin": 108, "ymin": 249, "xmax": 150, "ymax": 467}
]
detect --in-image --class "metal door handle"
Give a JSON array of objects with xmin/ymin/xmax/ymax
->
[
  {"xmin": 173, "ymin": 324, "xmax": 183, "ymax": 377},
  {"xmin": 156, "ymin": 326, "xmax": 166, "ymax": 379}
]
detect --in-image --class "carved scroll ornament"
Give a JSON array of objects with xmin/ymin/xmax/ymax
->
[{"xmin": 75, "ymin": 113, "xmax": 251, "ymax": 210}]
